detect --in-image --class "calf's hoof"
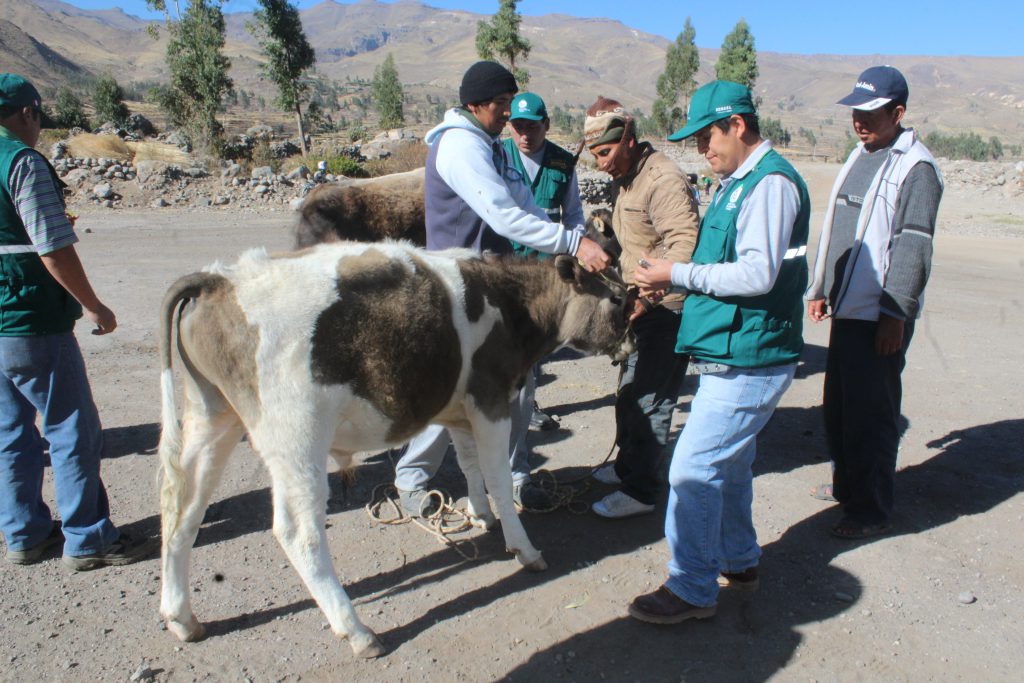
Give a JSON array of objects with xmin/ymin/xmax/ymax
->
[
  {"xmin": 516, "ymin": 550, "xmax": 548, "ymax": 572},
  {"xmin": 350, "ymin": 631, "xmax": 386, "ymax": 659},
  {"xmin": 469, "ymin": 512, "xmax": 497, "ymax": 530},
  {"xmin": 166, "ymin": 617, "xmax": 206, "ymax": 642}
]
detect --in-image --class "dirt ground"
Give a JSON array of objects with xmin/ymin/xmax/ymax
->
[{"xmin": 1, "ymin": 161, "xmax": 1022, "ymax": 683}]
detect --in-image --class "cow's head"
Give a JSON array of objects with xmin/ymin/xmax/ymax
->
[{"xmin": 553, "ymin": 255, "xmax": 635, "ymax": 362}]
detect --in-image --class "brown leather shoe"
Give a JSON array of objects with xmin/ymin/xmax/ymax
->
[
  {"xmin": 717, "ymin": 566, "xmax": 760, "ymax": 592},
  {"xmin": 628, "ymin": 585, "xmax": 716, "ymax": 624}
]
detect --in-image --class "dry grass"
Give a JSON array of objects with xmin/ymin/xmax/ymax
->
[
  {"xmin": 64, "ymin": 134, "xmax": 192, "ymax": 164},
  {"xmin": 364, "ymin": 143, "xmax": 428, "ymax": 177},
  {"xmin": 37, "ymin": 129, "xmax": 69, "ymax": 153},
  {"xmin": 127, "ymin": 141, "xmax": 192, "ymax": 165},
  {"xmin": 66, "ymin": 133, "xmax": 133, "ymax": 161}
]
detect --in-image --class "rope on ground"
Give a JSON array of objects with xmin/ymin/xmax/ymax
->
[
  {"xmin": 363, "ymin": 435, "xmax": 621, "ymax": 557},
  {"xmin": 524, "ymin": 437, "xmax": 619, "ymax": 514},
  {"xmin": 365, "ymin": 483, "xmax": 481, "ymax": 562}
]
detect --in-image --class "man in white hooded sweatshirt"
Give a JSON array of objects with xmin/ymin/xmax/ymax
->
[{"xmin": 395, "ymin": 61, "xmax": 611, "ymax": 515}]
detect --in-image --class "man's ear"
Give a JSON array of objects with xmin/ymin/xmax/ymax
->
[
  {"xmin": 891, "ymin": 105, "xmax": 906, "ymax": 126},
  {"xmin": 730, "ymin": 114, "xmax": 746, "ymax": 137}
]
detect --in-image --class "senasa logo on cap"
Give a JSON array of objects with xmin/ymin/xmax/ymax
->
[
  {"xmin": 855, "ymin": 81, "xmax": 877, "ymax": 92},
  {"xmin": 518, "ymin": 100, "xmax": 528, "ymax": 110},
  {"xmin": 715, "ymin": 105, "xmax": 733, "ymax": 113}
]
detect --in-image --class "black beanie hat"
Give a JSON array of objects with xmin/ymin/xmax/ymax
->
[{"xmin": 459, "ymin": 61, "xmax": 518, "ymax": 105}]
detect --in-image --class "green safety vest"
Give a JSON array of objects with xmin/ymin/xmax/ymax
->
[
  {"xmin": 0, "ymin": 127, "xmax": 81, "ymax": 336},
  {"xmin": 677, "ymin": 148, "xmax": 810, "ymax": 368},
  {"xmin": 502, "ymin": 139, "xmax": 576, "ymax": 260}
]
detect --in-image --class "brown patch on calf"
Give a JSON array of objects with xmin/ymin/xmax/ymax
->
[
  {"xmin": 309, "ymin": 249, "xmax": 461, "ymax": 442},
  {"xmin": 179, "ymin": 279, "xmax": 262, "ymax": 421},
  {"xmin": 458, "ymin": 258, "xmax": 564, "ymax": 420}
]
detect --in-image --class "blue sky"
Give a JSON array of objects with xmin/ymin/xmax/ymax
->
[{"xmin": 65, "ymin": 0, "xmax": 1022, "ymax": 57}]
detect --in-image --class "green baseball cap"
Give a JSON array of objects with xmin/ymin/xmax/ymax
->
[
  {"xmin": 0, "ymin": 73, "xmax": 56, "ymax": 128},
  {"xmin": 509, "ymin": 92, "xmax": 547, "ymax": 121},
  {"xmin": 667, "ymin": 80, "xmax": 755, "ymax": 141}
]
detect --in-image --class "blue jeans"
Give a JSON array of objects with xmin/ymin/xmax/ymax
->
[
  {"xmin": 394, "ymin": 372, "xmax": 535, "ymax": 491},
  {"xmin": 664, "ymin": 363, "xmax": 796, "ymax": 607},
  {"xmin": 0, "ymin": 333, "xmax": 119, "ymax": 555}
]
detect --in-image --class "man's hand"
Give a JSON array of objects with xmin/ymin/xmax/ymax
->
[
  {"xmin": 875, "ymin": 313, "xmax": 905, "ymax": 356},
  {"xmin": 808, "ymin": 298, "xmax": 829, "ymax": 322},
  {"xmin": 575, "ymin": 236, "xmax": 611, "ymax": 273},
  {"xmin": 633, "ymin": 254, "xmax": 673, "ymax": 297},
  {"xmin": 85, "ymin": 302, "xmax": 117, "ymax": 335},
  {"xmin": 622, "ymin": 296, "xmax": 647, "ymax": 323}
]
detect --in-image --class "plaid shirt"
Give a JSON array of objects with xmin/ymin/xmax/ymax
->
[{"xmin": 8, "ymin": 150, "xmax": 77, "ymax": 255}]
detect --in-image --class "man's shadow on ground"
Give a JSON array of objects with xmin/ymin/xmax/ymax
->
[{"xmin": 499, "ymin": 418, "xmax": 1024, "ymax": 682}]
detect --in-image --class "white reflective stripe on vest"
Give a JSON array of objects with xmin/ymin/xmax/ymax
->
[
  {"xmin": 0, "ymin": 245, "xmax": 36, "ymax": 254},
  {"xmin": 783, "ymin": 245, "xmax": 806, "ymax": 260}
]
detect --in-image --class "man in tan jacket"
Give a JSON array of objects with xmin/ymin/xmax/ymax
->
[{"xmin": 585, "ymin": 96, "xmax": 699, "ymax": 518}]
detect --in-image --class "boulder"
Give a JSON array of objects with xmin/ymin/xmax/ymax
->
[
  {"xmin": 246, "ymin": 124, "xmax": 274, "ymax": 140},
  {"xmin": 286, "ymin": 165, "xmax": 309, "ymax": 181},
  {"xmin": 251, "ymin": 166, "xmax": 275, "ymax": 179},
  {"xmin": 151, "ymin": 198, "xmax": 169, "ymax": 208},
  {"xmin": 163, "ymin": 131, "xmax": 192, "ymax": 152},
  {"xmin": 124, "ymin": 113, "xmax": 156, "ymax": 137},
  {"xmin": 135, "ymin": 160, "xmax": 172, "ymax": 184},
  {"xmin": 50, "ymin": 141, "xmax": 68, "ymax": 161},
  {"xmin": 222, "ymin": 163, "xmax": 242, "ymax": 179},
  {"xmin": 270, "ymin": 140, "xmax": 301, "ymax": 159},
  {"xmin": 95, "ymin": 122, "xmax": 127, "ymax": 137},
  {"xmin": 63, "ymin": 168, "xmax": 93, "ymax": 186},
  {"xmin": 184, "ymin": 167, "xmax": 208, "ymax": 179},
  {"xmin": 92, "ymin": 183, "xmax": 114, "ymax": 200}
]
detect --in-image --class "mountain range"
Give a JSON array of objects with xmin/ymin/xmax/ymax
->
[{"xmin": 2, "ymin": 0, "xmax": 1022, "ymax": 150}]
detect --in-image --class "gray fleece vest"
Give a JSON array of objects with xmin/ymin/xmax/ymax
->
[{"xmin": 424, "ymin": 130, "xmax": 513, "ymax": 254}]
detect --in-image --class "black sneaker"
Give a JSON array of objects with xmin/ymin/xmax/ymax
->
[
  {"xmin": 513, "ymin": 481, "xmax": 556, "ymax": 512},
  {"xmin": 529, "ymin": 402, "xmax": 558, "ymax": 431},
  {"xmin": 62, "ymin": 532, "xmax": 158, "ymax": 572},
  {"xmin": 6, "ymin": 521, "xmax": 63, "ymax": 565}
]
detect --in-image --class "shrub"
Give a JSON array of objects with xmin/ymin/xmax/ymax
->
[
  {"xmin": 250, "ymin": 139, "xmax": 282, "ymax": 172},
  {"xmin": 93, "ymin": 74, "xmax": 130, "ymax": 127},
  {"xmin": 324, "ymin": 154, "xmax": 369, "ymax": 178},
  {"xmin": 53, "ymin": 87, "xmax": 90, "ymax": 130}
]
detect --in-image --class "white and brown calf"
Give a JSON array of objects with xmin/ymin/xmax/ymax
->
[{"xmin": 157, "ymin": 241, "xmax": 631, "ymax": 658}]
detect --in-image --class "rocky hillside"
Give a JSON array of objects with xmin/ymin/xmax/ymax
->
[{"xmin": 4, "ymin": 0, "xmax": 1024, "ymax": 151}]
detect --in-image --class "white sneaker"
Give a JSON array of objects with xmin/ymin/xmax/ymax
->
[
  {"xmin": 592, "ymin": 491, "xmax": 655, "ymax": 519},
  {"xmin": 592, "ymin": 463, "xmax": 622, "ymax": 485}
]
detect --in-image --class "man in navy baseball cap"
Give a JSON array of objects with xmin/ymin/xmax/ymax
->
[
  {"xmin": 806, "ymin": 63, "xmax": 943, "ymax": 542},
  {"xmin": 836, "ymin": 65, "xmax": 909, "ymax": 111}
]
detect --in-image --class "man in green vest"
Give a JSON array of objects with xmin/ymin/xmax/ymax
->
[
  {"xmin": 0, "ymin": 74, "xmax": 154, "ymax": 569},
  {"xmin": 503, "ymin": 91, "xmax": 585, "ymax": 432},
  {"xmin": 630, "ymin": 81, "xmax": 810, "ymax": 623}
]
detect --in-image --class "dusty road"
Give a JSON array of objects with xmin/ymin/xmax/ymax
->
[{"xmin": 1, "ymin": 163, "xmax": 1022, "ymax": 682}]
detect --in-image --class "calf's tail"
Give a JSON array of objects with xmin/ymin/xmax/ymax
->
[{"xmin": 157, "ymin": 272, "xmax": 224, "ymax": 541}]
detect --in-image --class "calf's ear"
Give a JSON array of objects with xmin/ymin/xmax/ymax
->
[{"xmin": 554, "ymin": 254, "xmax": 579, "ymax": 283}]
